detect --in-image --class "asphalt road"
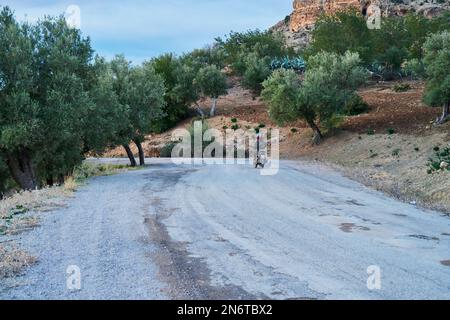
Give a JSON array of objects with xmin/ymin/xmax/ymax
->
[{"xmin": 1, "ymin": 159, "xmax": 449, "ymax": 300}]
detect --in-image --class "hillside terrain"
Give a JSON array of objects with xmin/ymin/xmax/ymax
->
[
  {"xmin": 271, "ymin": 0, "xmax": 450, "ymax": 48},
  {"xmin": 104, "ymin": 80, "xmax": 450, "ymax": 212}
]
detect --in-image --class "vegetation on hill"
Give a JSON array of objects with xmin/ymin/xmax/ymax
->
[
  {"xmin": 308, "ymin": 9, "xmax": 450, "ymax": 80},
  {"xmin": 262, "ymin": 51, "xmax": 367, "ymax": 144}
]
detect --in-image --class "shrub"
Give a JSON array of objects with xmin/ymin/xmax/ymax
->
[
  {"xmin": 387, "ymin": 128, "xmax": 396, "ymax": 135},
  {"xmin": 343, "ymin": 94, "xmax": 369, "ymax": 116},
  {"xmin": 160, "ymin": 142, "xmax": 177, "ymax": 158},
  {"xmin": 392, "ymin": 149, "xmax": 401, "ymax": 157},
  {"xmin": 241, "ymin": 54, "xmax": 272, "ymax": 95},
  {"xmin": 428, "ymin": 147, "xmax": 450, "ymax": 173},
  {"xmin": 393, "ymin": 83, "xmax": 411, "ymax": 92},
  {"xmin": 231, "ymin": 118, "xmax": 238, "ymax": 123}
]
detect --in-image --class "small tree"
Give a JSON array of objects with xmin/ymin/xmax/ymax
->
[
  {"xmin": 195, "ymin": 65, "xmax": 227, "ymax": 117},
  {"xmin": 86, "ymin": 57, "xmax": 130, "ymax": 155},
  {"xmin": 128, "ymin": 63, "xmax": 166, "ymax": 165},
  {"xmin": 110, "ymin": 56, "xmax": 166, "ymax": 166},
  {"xmin": 151, "ymin": 53, "xmax": 189, "ymax": 132},
  {"xmin": 423, "ymin": 31, "xmax": 450, "ymax": 125},
  {"xmin": 172, "ymin": 64, "xmax": 203, "ymax": 116},
  {"xmin": 262, "ymin": 51, "xmax": 367, "ymax": 144},
  {"xmin": 110, "ymin": 55, "xmax": 137, "ymax": 166},
  {"xmin": 242, "ymin": 53, "xmax": 272, "ymax": 96}
]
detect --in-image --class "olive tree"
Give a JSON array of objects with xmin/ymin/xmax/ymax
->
[
  {"xmin": 262, "ymin": 51, "xmax": 367, "ymax": 144},
  {"xmin": 242, "ymin": 53, "xmax": 272, "ymax": 96},
  {"xmin": 0, "ymin": 7, "xmax": 94, "ymax": 189},
  {"xmin": 128, "ymin": 63, "xmax": 166, "ymax": 165},
  {"xmin": 195, "ymin": 65, "xmax": 227, "ymax": 117},
  {"xmin": 110, "ymin": 56, "xmax": 166, "ymax": 166},
  {"xmin": 423, "ymin": 31, "xmax": 450, "ymax": 125}
]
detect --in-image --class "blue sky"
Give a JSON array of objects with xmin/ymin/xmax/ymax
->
[{"xmin": 3, "ymin": 0, "xmax": 292, "ymax": 64}]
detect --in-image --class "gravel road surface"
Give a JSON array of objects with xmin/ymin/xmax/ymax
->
[{"xmin": 1, "ymin": 159, "xmax": 449, "ymax": 300}]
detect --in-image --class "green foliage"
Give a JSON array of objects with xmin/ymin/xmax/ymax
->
[
  {"xmin": 423, "ymin": 31, "xmax": 450, "ymax": 108},
  {"xmin": 241, "ymin": 53, "xmax": 272, "ymax": 95},
  {"xmin": 214, "ymin": 29, "xmax": 293, "ymax": 94},
  {"xmin": 270, "ymin": 56, "xmax": 306, "ymax": 71},
  {"xmin": 0, "ymin": 7, "xmax": 166, "ymax": 189},
  {"xmin": 387, "ymin": 128, "xmax": 396, "ymax": 135},
  {"xmin": 110, "ymin": 55, "xmax": 166, "ymax": 144},
  {"xmin": 311, "ymin": 9, "xmax": 373, "ymax": 63},
  {"xmin": 195, "ymin": 65, "xmax": 228, "ymax": 99},
  {"xmin": 85, "ymin": 57, "xmax": 129, "ymax": 153},
  {"xmin": 150, "ymin": 53, "xmax": 190, "ymax": 132},
  {"xmin": 393, "ymin": 83, "xmax": 411, "ymax": 92},
  {"xmin": 215, "ymin": 30, "xmax": 290, "ymax": 69},
  {"xmin": 128, "ymin": 63, "xmax": 166, "ymax": 142},
  {"xmin": 427, "ymin": 146, "xmax": 450, "ymax": 173},
  {"xmin": 391, "ymin": 148, "xmax": 401, "ymax": 157},
  {"xmin": 262, "ymin": 69, "xmax": 305, "ymax": 125},
  {"xmin": 342, "ymin": 94, "xmax": 369, "ymax": 116},
  {"xmin": 231, "ymin": 118, "xmax": 238, "ymax": 123},
  {"xmin": 159, "ymin": 142, "xmax": 177, "ymax": 158},
  {"xmin": 403, "ymin": 58, "xmax": 426, "ymax": 79},
  {"xmin": 0, "ymin": 6, "xmax": 96, "ymax": 188},
  {"xmin": 183, "ymin": 46, "xmax": 226, "ymax": 70},
  {"xmin": 72, "ymin": 163, "xmax": 130, "ymax": 183},
  {"xmin": 293, "ymin": 51, "xmax": 367, "ymax": 138},
  {"xmin": 310, "ymin": 10, "xmax": 450, "ymax": 80}
]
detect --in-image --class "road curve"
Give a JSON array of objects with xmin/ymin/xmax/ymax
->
[{"xmin": 1, "ymin": 159, "xmax": 449, "ymax": 300}]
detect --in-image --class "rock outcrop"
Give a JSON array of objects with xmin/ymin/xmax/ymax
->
[{"xmin": 272, "ymin": 0, "xmax": 450, "ymax": 49}]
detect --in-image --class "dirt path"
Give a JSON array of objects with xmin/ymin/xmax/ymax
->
[{"xmin": 1, "ymin": 159, "xmax": 449, "ymax": 299}]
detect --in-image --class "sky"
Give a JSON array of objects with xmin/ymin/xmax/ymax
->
[{"xmin": 2, "ymin": 0, "xmax": 293, "ymax": 64}]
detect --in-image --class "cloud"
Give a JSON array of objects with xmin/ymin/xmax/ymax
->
[{"xmin": 2, "ymin": 0, "xmax": 292, "ymax": 64}]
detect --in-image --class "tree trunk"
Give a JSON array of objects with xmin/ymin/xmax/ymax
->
[
  {"xmin": 194, "ymin": 103, "xmax": 205, "ymax": 117},
  {"xmin": 46, "ymin": 176, "xmax": 54, "ymax": 187},
  {"xmin": 210, "ymin": 98, "xmax": 217, "ymax": 117},
  {"xmin": 436, "ymin": 102, "xmax": 449, "ymax": 125},
  {"xmin": 123, "ymin": 144, "xmax": 136, "ymax": 167},
  {"xmin": 307, "ymin": 119, "xmax": 323, "ymax": 145},
  {"xmin": 57, "ymin": 175, "xmax": 65, "ymax": 185},
  {"xmin": 6, "ymin": 149, "xmax": 38, "ymax": 190},
  {"xmin": 133, "ymin": 140, "xmax": 145, "ymax": 166}
]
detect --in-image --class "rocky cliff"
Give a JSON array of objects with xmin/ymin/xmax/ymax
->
[{"xmin": 272, "ymin": 0, "xmax": 450, "ymax": 49}]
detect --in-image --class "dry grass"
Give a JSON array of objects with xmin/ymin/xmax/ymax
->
[
  {"xmin": 0, "ymin": 244, "xmax": 36, "ymax": 278},
  {"xmin": 0, "ymin": 162, "xmax": 138, "ymax": 279},
  {"xmin": 0, "ymin": 187, "xmax": 70, "ymax": 220}
]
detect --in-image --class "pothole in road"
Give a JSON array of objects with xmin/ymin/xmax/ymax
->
[
  {"xmin": 408, "ymin": 235, "xmax": 440, "ymax": 241},
  {"xmin": 339, "ymin": 223, "xmax": 371, "ymax": 233},
  {"xmin": 345, "ymin": 199, "xmax": 365, "ymax": 207}
]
